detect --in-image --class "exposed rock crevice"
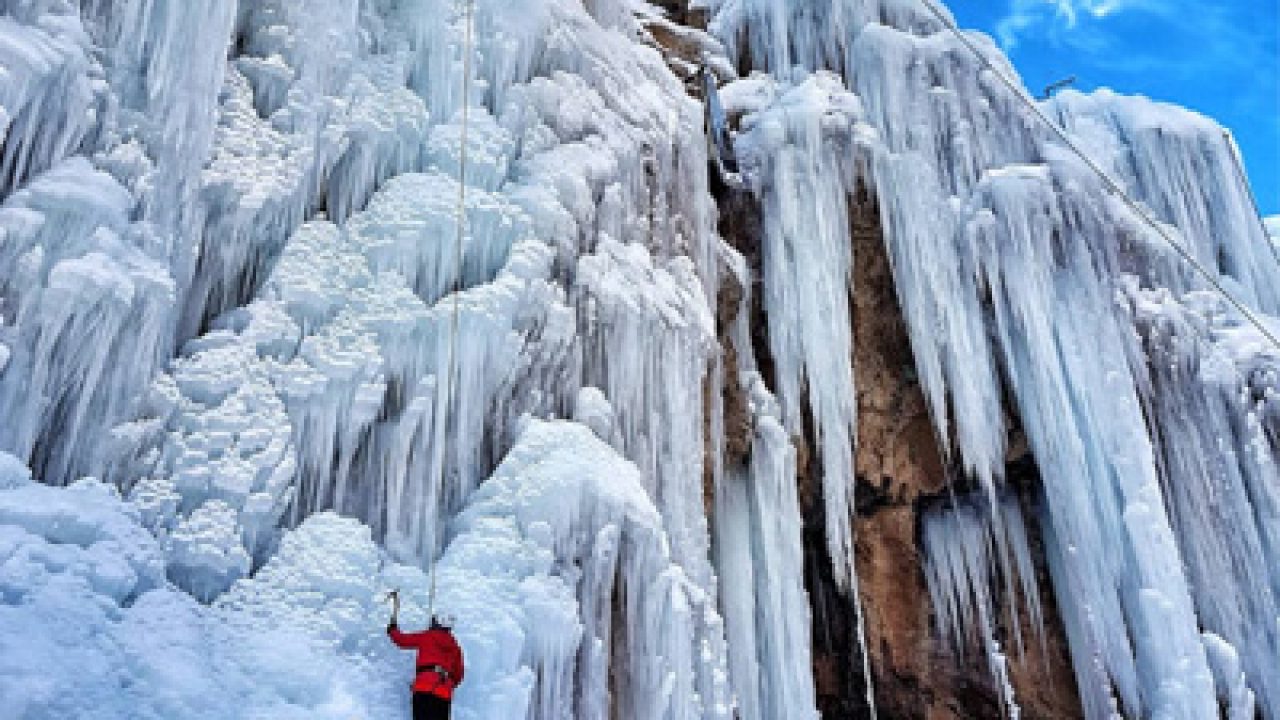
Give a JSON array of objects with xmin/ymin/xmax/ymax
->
[{"xmin": 848, "ymin": 181, "xmax": 1081, "ymax": 719}]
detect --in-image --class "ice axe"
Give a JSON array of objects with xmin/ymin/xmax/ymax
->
[{"xmin": 383, "ymin": 588, "xmax": 401, "ymax": 624}]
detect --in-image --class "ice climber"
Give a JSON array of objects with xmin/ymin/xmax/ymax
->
[{"xmin": 386, "ymin": 590, "xmax": 465, "ymax": 720}]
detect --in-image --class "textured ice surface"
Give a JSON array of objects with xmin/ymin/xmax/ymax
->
[
  {"xmin": 432, "ymin": 418, "xmax": 732, "ymax": 720},
  {"xmin": 117, "ymin": 163, "xmax": 557, "ymax": 597},
  {"xmin": 0, "ymin": 469, "xmax": 410, "ymax": 719}
]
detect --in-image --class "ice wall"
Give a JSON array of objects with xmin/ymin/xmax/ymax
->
[
  {"xmin": 708, "ymin": 0, "xmax": 1280, "ymax": 716},
  {"xmin": 4, "ymin": 0, "xmax": 747, "ymax": 716},
  {"xmin": 3, "ymin": 0, "xmax": 1279, "ymax": 717}
]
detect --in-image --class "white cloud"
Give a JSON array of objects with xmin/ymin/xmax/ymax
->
[
  {"xmin": 995, "ymin": 0, "xmax": 1164, "ymax": 49},
  {"xmin": 992, "ymin": 0, "xmax": 1267, "ymax": 81}
]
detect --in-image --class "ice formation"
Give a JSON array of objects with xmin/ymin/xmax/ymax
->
[
  {"xmin": 2, "ymin": 0, "xmax": 1279, "ymax": 718},
  {"xmin": 431, "ymin": 418, "xmax": 732, "ymax": 719},
  {"xmin": 922, "ymin": 495, "xmax": 1043, "ymax": 720},
  {"xmin": 710, "ymin": 0, "xmax": 1280, "ymax": 715}
]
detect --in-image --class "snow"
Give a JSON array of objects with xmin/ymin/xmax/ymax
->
[{"xmin": 0, "ymin": 469, "xmax": 411, "ymax": 719}]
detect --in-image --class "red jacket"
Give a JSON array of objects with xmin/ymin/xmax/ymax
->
[{"xmin": 387, "ymin": 623, "xmax": 465, "ymax": 699}]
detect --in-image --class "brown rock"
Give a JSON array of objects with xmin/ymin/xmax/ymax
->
[{"xmin": 847, "ymin": 180, "xmax": 1081, "ymax": 719}]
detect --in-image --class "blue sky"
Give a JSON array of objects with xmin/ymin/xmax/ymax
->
[{"xmin": 945, "ymin": 0, "xmax": 1280, "ymax": 215}]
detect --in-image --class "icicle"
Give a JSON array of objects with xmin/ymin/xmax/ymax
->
[
  {"xmin": 572, "ymin": 237, "xmax": 717, "ymax": 589},
  {"xmin": 922, "ymin": 493, "xmax": 1044, "ymax": 720},
  {"xmin": 727, "ymin": 72, "xmax": 866, "ymax": 592},
  {"xmin": 0, "ymin": 5, "xmax": 97, "ymax": 197},
  {"xmin": 177, "ymin": 0, "xmax": 430, "ymax": 339},
  {"xmin": 713, "ymin": 372, "xmax": 820, "ymax": 720},
  {"xmin": 0, "ymin": 159, "xmax": 174, "ymax": 483},
  {"xmin": 117, "ymin": 156, "xmax": 554, "ymax": 594}
]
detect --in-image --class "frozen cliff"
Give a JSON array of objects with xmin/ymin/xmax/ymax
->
[{"xmin": 1, "ymin": 0, "xmax": 1277, "ymax": 718}]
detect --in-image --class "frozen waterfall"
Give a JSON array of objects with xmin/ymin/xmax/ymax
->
[{"xmin": 1, "ymin": 0, "xmax": 1278, "ymax": 718}]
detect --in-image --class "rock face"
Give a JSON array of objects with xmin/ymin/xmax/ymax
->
[
  {"xmin": 844, "ymin": 181, "xmax": 1081, "ymax": 719},
  {"xmin": 711, "ymin": 168, "xmax": 1085, "ymax": 717}
]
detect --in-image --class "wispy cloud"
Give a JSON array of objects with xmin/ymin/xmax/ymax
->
[
  {"xmin": 995, "ymin": 0, "xmax": 1166, "ymax": 49},
  {"xmin": 993, "ymin": 0, "xmax": 1271, "ymax": 79}
]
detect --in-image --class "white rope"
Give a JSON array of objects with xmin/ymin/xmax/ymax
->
[
  {"xmin": 1222, "ymin": 128, "xmax": 1280, "ymax": 265},
  {"xmin": 428, "ymin": 0, "xmax": 475, "ymax": 620},
  {"xmin": 916, "ymin": 0, "xmax": 1280, "ymax": 351}
]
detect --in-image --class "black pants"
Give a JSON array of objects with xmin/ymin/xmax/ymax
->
[{"xmin": 412, "ymin": 692, "xmax": 451, "ymax": 720}]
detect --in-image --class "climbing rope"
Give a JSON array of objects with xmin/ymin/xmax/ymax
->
[
  {"xmin": 915, "ymin": 0, "xmax": 1280, "ymax": 352},
  {"xmin": 1222, "ymin": 128, "xmax": 1280, "ymax": 265},
  {"xmin": 427, "ymin": 0, "xmax": 476, "ymax": 620}
]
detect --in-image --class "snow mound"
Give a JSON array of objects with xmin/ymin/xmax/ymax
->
[
  {"xmin": 0, "ymin": 452, "xmax": 31, "ymax": 489},
  {"xmin": 0, "ymin": 465, "xmax": 416, "ymax": 719}
]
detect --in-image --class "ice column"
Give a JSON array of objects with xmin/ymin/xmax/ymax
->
[
  {"xmin": 714, "ymin": 371, "xmax": 820, "ymax": 720},
  {"xmin": 573, "ymin": 238, "xmax": 717, "ymax": 590},
  {"xmin": 727, "ymin": 73, "xmax": 868, "ymax": 591},
  {"xmin": 1123, "ymin": 285, "xmax": 1280, "ymax": 715}
]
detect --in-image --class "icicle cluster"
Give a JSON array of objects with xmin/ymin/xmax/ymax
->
[
  {"xmin": 922, "ymin": 494, "xmax": 1043, "ymax": 720},
  {"xmin": 706, "ymin": 0, "xmax": 1280, "ymax": 716}
]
